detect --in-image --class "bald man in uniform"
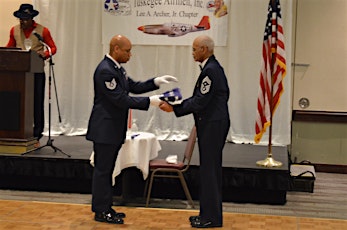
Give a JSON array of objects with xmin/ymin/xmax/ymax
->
[{"xmin": 86, "ymin": 35, "xmax": 177, "ymax": 224}]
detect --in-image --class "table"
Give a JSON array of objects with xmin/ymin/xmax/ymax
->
[{"xmin": 90, "ymin": 131, "xmax": 161, "ymax": 185}]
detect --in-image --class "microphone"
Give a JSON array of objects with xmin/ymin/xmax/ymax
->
[
  {"xmin": 33, "ymin": 32, "xmax": 52, "ymax": 58},
  {"xmin": 33, "ymin": 32, "xmax": 43, "ymax": 42}
]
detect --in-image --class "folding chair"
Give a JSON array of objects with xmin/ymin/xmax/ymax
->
[{"xmin": 144, "ymin": 126, "xmax": 197, "ymax": 208}]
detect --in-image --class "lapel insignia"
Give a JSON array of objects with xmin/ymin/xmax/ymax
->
[
  {"xmin": 105, "ymin": 78, "xmax": 117, "ymax": 90},
  {"xmin": 200, "ymin": 76, "xmax": 211, "ymax": 94}
]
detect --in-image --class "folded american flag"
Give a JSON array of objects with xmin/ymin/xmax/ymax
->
[{"xmin": 159, "ymin": 87, "xmax": 182, "ymax": 105}]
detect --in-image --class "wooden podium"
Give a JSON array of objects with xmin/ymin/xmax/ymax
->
[{"xmin": 0, "ymin": 48, "xmax": 44, "ymax": 153}]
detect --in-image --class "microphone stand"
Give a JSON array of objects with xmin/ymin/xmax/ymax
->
[{"xmin": 24, "ymin": 41, "xmax": 70, "ymax": 157}]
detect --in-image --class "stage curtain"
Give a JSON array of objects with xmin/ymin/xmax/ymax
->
[{"xmin": 33, "ymin": 0, "xmax": 292, "ymax": 145}]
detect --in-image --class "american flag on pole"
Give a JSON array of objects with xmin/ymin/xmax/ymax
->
[{"xmin": 254, "ymin": 0, "xmax": 286, "ymax": 143}]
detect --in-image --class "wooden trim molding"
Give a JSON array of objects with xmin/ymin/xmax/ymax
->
[
  {"xmin": 314, "ymin": 164, "xmax": 347, "ymax": 174},
  {"xmin": 292, "ymin": 110, "xmax": 347, "ymax": 123}
]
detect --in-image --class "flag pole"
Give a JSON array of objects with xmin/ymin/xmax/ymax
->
[
  {"xmin": 256, "ymin": 0, "xmax": 283, "ymax": 167},
  {"xmin": 256, "ymin": 80, "xmax": 282, "ymax": 167}
]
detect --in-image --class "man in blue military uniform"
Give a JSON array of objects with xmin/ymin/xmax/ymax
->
[
  {"xmin": 86, "ymin": 34, "xmax": 177, "ymax": 224},
  {"xmin": 160, "ymin": 35, "xmax": 230, "ymax": 228}
]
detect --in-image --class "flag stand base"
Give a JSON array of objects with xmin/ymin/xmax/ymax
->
[{"xmin": 256, "ymin": 156, "xmax": 282, "ymax": 167}]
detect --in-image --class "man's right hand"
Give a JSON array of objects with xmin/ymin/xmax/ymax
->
[
  {"xmin": 149, "ymin": 95, "xmax": 161, "ymax": 106},
  {"xmin": 159, "ymin": 101, "xmax": 174, "ymax": 112}
]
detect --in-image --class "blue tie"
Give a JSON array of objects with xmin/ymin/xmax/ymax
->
[{"xmin": 120, "ymin": 66, "xmax": 127, "ymax": 79}]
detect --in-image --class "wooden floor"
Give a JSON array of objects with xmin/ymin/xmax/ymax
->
[{"xmin": 0, "ymin": 200, "xmax": 346, "ymax": 230}]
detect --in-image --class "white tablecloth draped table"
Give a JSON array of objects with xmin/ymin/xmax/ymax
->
[{"xmin": 90, "ymin": 131, "xmax": 161, "ymax": 185}]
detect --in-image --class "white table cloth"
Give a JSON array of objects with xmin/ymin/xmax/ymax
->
[{"xmin": 90, "ymin": 132, "xmax": 161, "ymax": 185}]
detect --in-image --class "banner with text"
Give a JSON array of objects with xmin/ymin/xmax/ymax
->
[{"xmin": 102, "ymin": 0, "xmax": 230, "ymax": 46}]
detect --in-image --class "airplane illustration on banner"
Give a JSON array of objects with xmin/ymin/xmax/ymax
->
[{"xmin": 137, "ymin": 16, "xmax": 210, "ymax": 37}]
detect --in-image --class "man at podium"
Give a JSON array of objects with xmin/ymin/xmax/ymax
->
[{"xmin": 6, "ymin": 4, "xmax": 57, "ymax": 146}]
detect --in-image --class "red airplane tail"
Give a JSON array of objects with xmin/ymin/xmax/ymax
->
[{"xmin": 196, "ymin": 16, "xmax": 210, "ymax": 30}]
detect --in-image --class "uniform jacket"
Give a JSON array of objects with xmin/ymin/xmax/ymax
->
[
  {"xmin": 86, "ymin": 55, "xmax": 159, "ymax": 144},
  {"xmin": 173, "ymin": 55, "xmax": 230, "ymax": 126}
]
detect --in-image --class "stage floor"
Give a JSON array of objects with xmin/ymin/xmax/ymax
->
[
  {"xmin": 0, "ymin": 135, "xmax": 288, "ymax": 166},
  {"xmin": 0, "ymin": 135, "xmax": 289, "ymax": 204}
]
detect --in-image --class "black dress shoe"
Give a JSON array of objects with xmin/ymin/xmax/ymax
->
[
  {"xmin": 189, "ymin": 215, "xmax": 200, "ymax": 222},
  {"xmin": 110, "ymin": 208, "xmax": 126, "ymax": 218},
  {"xmin": 191, "ymin": 220, "xmax": 222, "ymax": 228},
  {"xmin": 94, "ymin": 211, "xmax": 124, "ymax": 224}
]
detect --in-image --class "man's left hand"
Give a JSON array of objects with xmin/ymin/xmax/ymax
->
[{"xmin": 154, "ymin": 75, "xmax": 178, "ymax": 86}]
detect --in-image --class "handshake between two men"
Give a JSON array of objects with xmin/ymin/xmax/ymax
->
[{"xmin": 149, "ymin": 75, "xmax": 182, "ymax": 113}]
